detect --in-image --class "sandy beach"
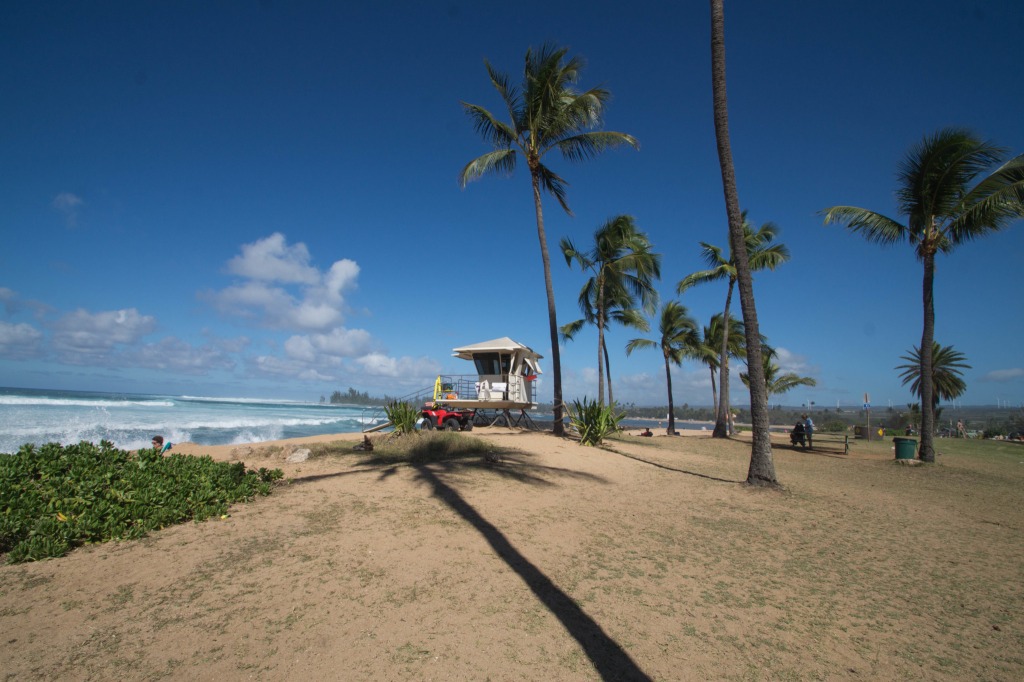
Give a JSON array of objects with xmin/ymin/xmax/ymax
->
[{"xmin": 2, "ymin": 426, "xmax": 1021, "ymax": 680}]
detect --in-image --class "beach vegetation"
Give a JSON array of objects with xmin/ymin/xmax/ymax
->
[
  {"xmin": 625, "ymin": 301, "xmax": 700, "ymax": 435},
  {"xmin": 460, "ymin": 44, "xmax": 639, "ymax": 436},
  {"xmin": 384, "ymin": 400, "xmax": 421, "ymax": 435},
  {"xmin": 823, "ymin": 128, "xmax": 1024, "ymax": 461},
  {"xmin": 567, "ymin": 397, "xmax": 625, "ymax": 446},
  {"xmin": 0, "ymin": 440, "xmax": 283, "ymax": 564},
  {"xmin": 561, "ymin": 214, "xmax": 661, "ymax": 407}
]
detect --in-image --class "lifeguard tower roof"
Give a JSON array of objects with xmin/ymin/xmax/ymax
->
[{"xmin": 451, "ymin": 337, "xmax": 543, "ymax": 366}]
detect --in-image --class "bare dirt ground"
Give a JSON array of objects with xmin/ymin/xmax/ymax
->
[{"xmin": 2, "ymin": 428, "xmax": 1022, "ymax": 681}]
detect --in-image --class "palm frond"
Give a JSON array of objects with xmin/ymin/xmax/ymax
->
[
  {"xmin": 484, "ymin": 60, "xmax": 521, "ymax": 129},
  {"xmin": 948, "ymin": 153, "xmax": 1024, "ymax": 244},
  {"xmin": 460, "ymin": 102, "xmax": 517, "ymax": 150},
  {"xmin": 459, "ymin": 150, "xmax": 517, "ymax": 187},
  {"xmin": 677, "ymin": 266, "xmax": 728, "ymax": 294},
  {"xmin": 624, "ymin": 337, "xmax": 656, "ymax": 356},
  {"xmin": 821, "ymin": 206, "xmax": 907, "ymax": 246},
  {"xmin": 553, "ymin": 131, "xmax": 639, "ymax": 163},
  {"xmin": 559, "ymin": 319, "xmax": 587, "ymax": 344},
  {"xmin": 535, "ymin": 163, "xmax": 572, "ymax": 215}
]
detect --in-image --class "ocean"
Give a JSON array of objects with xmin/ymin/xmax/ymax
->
[
  {"xmin": 0, "ymin": 386, "xmax": 718, "ymax": 455},
  {"xmin": 0, "ymin": 387, "xmax": 382, "ymax": 455}
]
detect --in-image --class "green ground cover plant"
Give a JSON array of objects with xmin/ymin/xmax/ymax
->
[{"xmin": 0, "ymin": 440, "xmax": 283, "ymax": 564}]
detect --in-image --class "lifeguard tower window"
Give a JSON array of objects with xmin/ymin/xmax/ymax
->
[{"xmin": 473, "ymin": 353, "xmax": 510, "ymax": 376}]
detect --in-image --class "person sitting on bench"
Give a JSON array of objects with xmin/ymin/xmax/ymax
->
[{"xmin": 790, "ymin": 421, "xmax": 806, "ymax": 447}]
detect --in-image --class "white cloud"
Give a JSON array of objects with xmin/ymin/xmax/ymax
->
[
  {"xmin": 251, "ymin": 354, "xmax": 337, "ymax": 382},
  {"xmin": 226, "ymin": 232, "xmax": 320, "ymax": 284},
  {"xmin": 209, "ymin": 234, "xmax": 359, "ymax": 332},
  {"xmin": 773, "ymin": 347, "xmax": 814, "ymax": 375},
  {"xmin": 981, "ymin": 368, "xmax": 1024, "ymax": 382},
  {"xmin": 0, "ymin": 287, "xmax": 51, "ymax": 318},
  {"xmin": 0, "ymin": 321, "xmax": 43, "ymax": 359},
  {"xmin": 52, "ymin": 308, "xmax": 156, "ymax": 358},
  {"xmin": 310, "ymin": 328, "xmax": 374, "ymax": 357},
  {"xmin": 52, "ymin": 192, "xmax": 83, "ymax": 227},
  {"xmin": 127, "ymin": 338, "xmax": 236, "ymax": 374},
  {"xmin": 354, "ymin": 353, "xmax": 439, "ymax": 379}
]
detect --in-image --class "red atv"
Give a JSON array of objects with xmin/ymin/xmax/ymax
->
[{"xmin": 420, "ymin": 406, "xmax": 475, "ymax": 431}]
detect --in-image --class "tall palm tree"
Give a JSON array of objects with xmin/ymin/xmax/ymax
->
[
  {"xmin": 561, "ymin": 215, "xmax": 661, "ymax": 406},
  {"xmin": 678, "ymin": 214, "xmax": 789, "ymax": 438},
  {"xmin": 896, "ymin": 342, "xmax": 970, "ymax": 411},
  {"xmin": 560, "ymin": 289, "xmax": 650, "ymax": 406},
  {"xmin": 460, "ymin": 45, "xmax": 639, "ymax": 436},
  {"xmin": 710, "ymin": 0, "xmax": 777, "ymax": 485},
  {"xmin": 740, "ymin": 347, "xmax": 817, "ymax": 399},
  {"xmin": 625, "ymin": 301, "xmax": 700, "ymax": 435},
  {"xmin": 822, "ymin": 128, "xmax": 1024, "ymax": 461}
]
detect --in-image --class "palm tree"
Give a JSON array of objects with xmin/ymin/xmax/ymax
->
[
  {"xmin": 896, "ymin": 342, "xmax": 970, "ymax": 412},
  {"xmin": 625, "ymin": 302, "xmax": 699, "ymax": 435},
  {"xmin": 710, "ymin": 0, "xmax": 777, "ymax": 485},
  {"xmin": 561, "ymin": 215, "xmax": 660, "ymax": 406},
  {"xmin": 678, "ymin": 213, "xmax": 789, "ymax": 438},
  {"xmin": 692, "ymin": 313, "xmax": 746, "ymax": 413},
  {"xmin": 740, "ymin": 347, "xmax": 817, "ymax": 399},
  {"xmin": 560, "ymin": 288, "xmax": 650, "ymax": 407},
  {"xmin": 460, "ymin": 45, "xmax": 639, "ymax": 436},
  {"xmin": 822, "ymin": 128, "xmax": 1024, "ymax": 461}
]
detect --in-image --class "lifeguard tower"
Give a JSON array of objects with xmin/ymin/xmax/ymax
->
[
  {"xmin": 363, "ymin": 337, "xmax": 543, "ymax": 432},
  {"xmin": 438, "ymin": 337, "xmax": 542, "ymax": 408}
]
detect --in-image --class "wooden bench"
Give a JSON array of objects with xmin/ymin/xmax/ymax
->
[
  {"xmin": 804, "ymin": 431, "xmax": 850, "ymax": 455},
  {"xmin": 786, "ymin": 432, "xmax": 851, "ymax": 454}
]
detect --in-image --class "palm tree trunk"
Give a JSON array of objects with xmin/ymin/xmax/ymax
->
[
  {"xmin": 597, "ymin": 276, "xmax": 606, "ymax": 406},
  {"xmin": 531, "ymin": 172, "xmax": 565, "ymax": 436},
  {"xmin": 710, "ymin": 0, "xmax": 776, "ymax": 485},
  {"xmin": 712, "ymin": 281, "xmax": 734, "ymax": 437},
  {"xmin": 919, "ymin": 253, "xmax": 936, "ymax": 462},
  {"xmin": 665, "ymin": 354, "xmax": 677, "ymax": 435},
  {"xmin": 711, "ymin": 370, "xmax": 719, "ymax": 414},
  {"xmin": 603, "ymin": 338, "xmax": 614, "ymax": 406}
]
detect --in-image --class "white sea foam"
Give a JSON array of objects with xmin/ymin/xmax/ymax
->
[
  {"xmin": 0, "ymin": 388, "xmax": 372, "ymax": 454},
  {"xmin": 178, "ymin": 395, "xmax": 316, "ymax": 406},
  {"xmin": 0, "ymin": 396, "xmax": 175, "ymax": 408}
]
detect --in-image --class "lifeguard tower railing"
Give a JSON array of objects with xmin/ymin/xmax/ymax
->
[
  {"xmin": 360, "ymin": 373, "xmax": 536, "ymax": 431},
  {"xmin": 432, "ymin": 373, "xmax": 535, "ymax": 406}
]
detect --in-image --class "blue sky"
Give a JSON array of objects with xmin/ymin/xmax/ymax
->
[{"xmin": 2, "ymin": 1, "xmax": 1022, "ymax": 409}]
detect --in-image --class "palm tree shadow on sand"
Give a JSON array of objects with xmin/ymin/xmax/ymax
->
[{"xmin": 395, "ymin": 457, "xmax": 653, "ymax": 681}]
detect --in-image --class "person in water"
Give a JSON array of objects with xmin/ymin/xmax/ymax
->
[{"xmin": 151, "ymin": 435, "xmax": 172, "ymax": 455}]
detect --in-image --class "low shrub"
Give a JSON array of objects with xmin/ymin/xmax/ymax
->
[
  {"xmin": 384, "ymin": 400, "xmax": 421, "ymax": 434},
  {"xmin": 567, "ymin": 397, "xmax": 625, "ymax": 446},
  {"xmin": 0, "ymin": 440, "xmax": 283, "ymax": 564}
]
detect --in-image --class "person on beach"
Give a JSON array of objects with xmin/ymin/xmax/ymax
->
[
  {"xmin": 790, "ymin": 420, "xmax": 806, "ymax": 447},
  {"xmin": 151, "ymin": 435, "xmax": 172, "ymax": 455},
  {"xmin": 803, "ymin": 414, "xmax": 814, "ymax": 448}
]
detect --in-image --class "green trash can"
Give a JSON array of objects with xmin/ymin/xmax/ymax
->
[{"xmin": 893, "ymin": 437, "xmax": 917, "ymax": 460}]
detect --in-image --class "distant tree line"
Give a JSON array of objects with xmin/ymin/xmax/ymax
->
[{"xmin": 320, "ymin": 388, "xmax": 393, "ymax": 407}]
